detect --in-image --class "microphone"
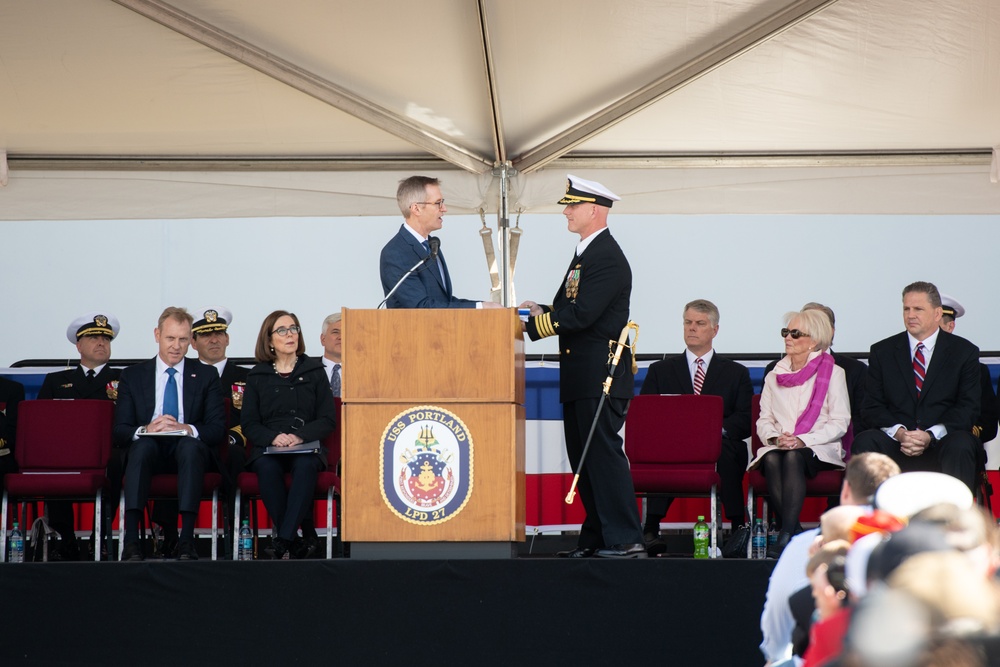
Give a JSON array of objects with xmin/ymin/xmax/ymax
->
[{"xmin": 377, "ymin": 241, "xmax": 439, "ymax": 309}]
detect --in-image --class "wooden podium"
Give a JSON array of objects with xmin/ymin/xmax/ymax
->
[{"xmin": 340, "ymin": 308, "xmax": 525, "ymax": 558}]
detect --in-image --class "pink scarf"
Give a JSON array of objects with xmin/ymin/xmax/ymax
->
[{"xmin": 775, "ymin": 352, "xmax": 834, "ymax": 435}]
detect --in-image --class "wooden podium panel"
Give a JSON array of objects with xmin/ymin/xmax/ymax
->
[
  {"xmin": 342, "ymin": 402, "xmax": 525, "ymax": 542},
  {"xmin": 341, "ymin": 308, "xmax": 525, "ymax": 404}
]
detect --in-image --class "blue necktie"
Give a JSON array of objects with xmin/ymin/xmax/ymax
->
[
  {"xmin": 421, "ymin": 239, "xmax": 430, "ymax": 255},
  {"xmin": 164, "ymin": 367, "xmax": 179, "ymax": 419}
]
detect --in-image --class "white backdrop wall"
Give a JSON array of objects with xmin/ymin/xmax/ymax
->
[{"xmin": 3, "ymin": 213, "xmax": 1000, "ymax": 366}]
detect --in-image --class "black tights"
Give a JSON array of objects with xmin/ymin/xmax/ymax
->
[{"xmin": 761, "ymin": 449, "xmax": 809, "ymax": 533}]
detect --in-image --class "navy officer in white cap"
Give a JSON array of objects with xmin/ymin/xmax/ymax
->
[
  {"xmin": 939, "ymin": 294, "xmax": 999, "ymax": 447},
  {"xmin": 38, "ymin": 311, "xmax": 122, "ymax": 559},
  {"xmin": 520, "ymin": 175, "xmax": 646, "ymax": 558},
  {"xmin": 39, "ymin": 312, "xmax": 121, "ymax": 401}
]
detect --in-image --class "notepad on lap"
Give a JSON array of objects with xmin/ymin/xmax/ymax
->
[{"xmin": 265, "ymin": 440, "xmax": 320, "ymax": 455}]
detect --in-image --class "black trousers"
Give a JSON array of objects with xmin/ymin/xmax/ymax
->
[
  {"xmin": 564, "ymin": 397, "xmax": 643, "ymax": 549},
  {"xmin": 123, "ymin": 436, "xmax": 209, "ymax": 514},
  {"xmin": 645, "ymin": 434, "xmax": 749, "ymax": 527},
  {"xmin": 851, "ymin": 428, "xmax": 979, "ymax": 493},
  {"xmin": 250, "ymin": 453, "xmax": 323, "ymax": 542}
]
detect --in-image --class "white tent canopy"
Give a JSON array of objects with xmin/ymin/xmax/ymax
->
[{"xmin": 1, "ymin": 0, "xmax": 999, "ymax": 219}]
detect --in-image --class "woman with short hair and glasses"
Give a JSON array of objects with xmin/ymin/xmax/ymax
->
[
  {"xmin": 241, "ymin": 310, "xmax": 336, "ymax": 559},
  {"xmin": 750, "ymin": 308, "xmax": 850, "ymax": 558}
]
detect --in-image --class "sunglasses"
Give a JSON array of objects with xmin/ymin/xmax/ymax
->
[{"xmin": 781, "ymin": 328, "xmax": 810, "ymax": 339}]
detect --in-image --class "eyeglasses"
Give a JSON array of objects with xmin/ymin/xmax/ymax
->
[
  {"xmin": 271, "ymin": 326, "xmax": 301, "ymax": 337},
  {"xmin": 781, "ymin": 328, "xmax": 810, "ymax": 339},
  {"xmin": 415, "ymin": 199, "xmax": 445, "ymax": 209}
]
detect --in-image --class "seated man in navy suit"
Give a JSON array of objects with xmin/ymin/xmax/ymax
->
[
  {"xmin": 114, "ymin": 307, "xmax": 225, "ymax": 561},
  {"xmin": 639, "ymin": 299, "xmax": 753, "ymax": 555},
  {"xmin": 379, "ymin": 175, "xmax": 501, "ymax": 310},
  {"xmin": 852, "ymin": 282, "xmax": 980, "ymax": 492}
]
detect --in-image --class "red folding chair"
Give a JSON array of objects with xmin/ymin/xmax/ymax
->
[
  {"xmin": 118, "ymin": 462, "xmax": 225, "ymax": 560},
  {"xmin": 624, "ymin": 394, "xmax": 725, "ymax": 556},
  {"xmin": 1, "ymin": 400, "xmax": 114, "ymax": 562},
  {"xmin": 234, "ymin": 398, "xmax": 342, "ymax": 558},
  {"xmin": 746, "ymin": 393, "xmax": 846, "ymax": 553}
]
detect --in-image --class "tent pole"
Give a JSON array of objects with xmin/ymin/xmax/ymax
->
[{"xmin": 494, "ymin": 162, "xmax": 517, "ymax": 307}]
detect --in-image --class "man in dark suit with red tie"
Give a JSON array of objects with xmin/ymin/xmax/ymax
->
[
  {"xmin": 38, "ymin": 312, "xmax": 122, "ymax": 559},
  {"xmin": 114, "ymin": 307, "xmax": 225, "ymax": 561},
  {"xmin": 639, "ymin": 299, "xmax": 753, "ymax": 555},
  {"xmin": 852, "ymin": 282, "xmax": 980, "ymax": 492}
]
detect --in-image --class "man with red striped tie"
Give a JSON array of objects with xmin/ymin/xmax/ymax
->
[
  {"xmin": 852, "ymin": 281, "xmax": 981, "ymax": 493},
  {"xmin": 638, "ymin": 299, "xmax": 753, "ymax": 555}
]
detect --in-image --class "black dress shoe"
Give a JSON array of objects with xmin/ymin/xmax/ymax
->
[
  {"xmin": 722, "ymin": 524, "xmax": 750, "ymax": 559},
  {"xmin": 121, "ymin": 541, "xmax": 144, "ymax": 562},
  {"xmin": 556, "ymin": 546, "xmax": 595, "ymax": 558},
  {"xmin": 264, "ymin": 537, "xmax": 293, "ymax": 560},
  {"xmin": 595, "ymin": 543, "xmax": 648, "ymax": 559},
  {"xmin": 643, "ymin": 531, "xmax": 667, "ymax": 556},
  {"xmin": 295, "ymin": 536, "xmax": 319, "ymax": 560},
  {"xmin": 176, "ymin": 540, "xmax": 199, "ymax": 561},
  {"xmin": 767, "ymin": 531, "xmax": 792, "ymax": 559}
]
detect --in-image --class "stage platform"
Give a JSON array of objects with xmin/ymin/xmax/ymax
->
[{"xmin": 3, "ymin": 555, "xmax": 774, "ymax": 666}]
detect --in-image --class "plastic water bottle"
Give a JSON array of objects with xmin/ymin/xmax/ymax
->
[
  {"xmin": 768, "ymin": 520, "xmax": 778, "ymax": 548},
  {"xmin": 237, "ymin": 520, "xmax": 253, "ymax": 561},
  {"xmin": 751, "ymin": 518, "xmax": 767, "ymax": 559},
  {"xmin": 693, "ymin": 515, "xmax": 710, "ymax": 559},
  {"xmin": 9, "ymin": 521, "xmax": 25, "ymax": 563}
]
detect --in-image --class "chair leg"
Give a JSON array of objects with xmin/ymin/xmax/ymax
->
[
  {"xmin": 1, "ymin": 490, "xmax": 8, "ymax": 563},
  {"xmin": 709, "ymin": 484, "xmax": 718, "ymax": 558},
  {"xmin": 211, "ymin": 490, "xmax": 219, "ymax": 561},
  {"xmin": 326, "ymin": 489, "xmax": 333, "ymax": 559},
  {"xmin": 746, "ymin": 487, "xmax": 754, "ymax": 559},
  {"xmin": 233, "ymin": 488, "xmax": 242, "ymax": 560},
  {"xmin": 118, "ymin": 490, "xmax": 125, "ymax": 561},
  {"xmin": 94, "ymin": 492, "xmax": 102, "ymax": 563}
]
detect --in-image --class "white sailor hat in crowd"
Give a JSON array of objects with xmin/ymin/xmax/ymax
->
[
  {"xmin": 939, "ymin": 294, "xmax": 965, "ymax": 319},
  {"xmin": 874, "ymin": 471, "xmax": 973, "ymax": 519},
  {"xmin": 66, "ymin": 312, "xmax": 120, "ymax": 343},
  {"xmin": 192, "ymin": 306, "xmax": 233, "ymax": 335},
  {"xmin": 557, "ymin": 174, "xmax": 621, "ymax": 208}
]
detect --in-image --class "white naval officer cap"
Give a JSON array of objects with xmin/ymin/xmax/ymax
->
[
  {"xmin": 191, "ymin": 306, "xmax": 233, "ymax": 335},
  {"xmin": 66, "ymin": 312, "xmax": 120, "ymax": 344},
  {"xmin": 939, "ymin": 294, "xmax": 965, "ymax": 319},
  {"xmin": 557, "ymin": 174, "xmax": 621, "ymax": 208}
]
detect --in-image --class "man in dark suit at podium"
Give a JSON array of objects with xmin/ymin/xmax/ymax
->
[
  {"xmin": 114, "ymin": 307, "xmax": 225, "ymax": 561},
  {"xmin": 521, "ymin": 175, "xmax": 645, "ymax": 559},
  {"xmin": 38, "ymin": 312, "xmax": 122, "ymax": 559},
  {"xmin": 852, "ymin": 282, "xmax": 981, "ymax": 493},
  {"xmin": 639, "ymin": 299, "xmax": 753, "ymax": 555},
  {"xmin": 379, "ymin": 175, "xmax": 501, "ymax": 310}
]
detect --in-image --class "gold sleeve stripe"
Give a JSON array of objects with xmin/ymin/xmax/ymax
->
[{"xmin": 536, "ymin": 312, "xmax": 557, "ymax": 338}]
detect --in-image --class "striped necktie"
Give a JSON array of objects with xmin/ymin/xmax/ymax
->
[
  {"xmin": 913, "ymin": 343, "xmax": 926, "ymax": 394},
  {"xmin": 330, "ymin": 364, "xmax": 341, "ymax": 397},
  {"xmin": 693, "ymin": 357, "xmax": 706, "ymax": 395}
]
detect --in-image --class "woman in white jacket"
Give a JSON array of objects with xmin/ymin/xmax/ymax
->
[{"xmin": 751, "ymin": 308, "xmax": 850, "ymax": 558}]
